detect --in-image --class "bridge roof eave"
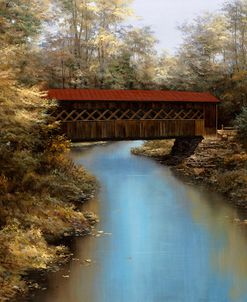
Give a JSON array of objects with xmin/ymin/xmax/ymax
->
[{"xmin": 47, "ymin": 89, "xmax": 220, "ymax": 103}]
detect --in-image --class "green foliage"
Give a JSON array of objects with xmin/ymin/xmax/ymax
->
[
  {"xmin": 105, "ymin": 51, "xmax": 137, "ymax": 89},
  {"xmin": 0, "ymin": 0, "xmax": 49, "ymax": 45},
  {"xmin": 155, "ymin": 1, "xmax": 247, "ymax": 125},
  {"xmin": 41, "ymin": 1, "xmax": 158, "ymax": 89},
  {"xmin": 235, "ymin": 106, "xmax": 247, "ymax": 144}
]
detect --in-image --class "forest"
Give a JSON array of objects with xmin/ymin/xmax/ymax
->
[{"xmin": 0, "ymin": 0, "xmax": 247, "ymax": 300}]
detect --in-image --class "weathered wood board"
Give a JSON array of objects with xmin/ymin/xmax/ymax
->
[{"xmin": 54, "ymin": 101, "xmax": 217, "ymax": 141}]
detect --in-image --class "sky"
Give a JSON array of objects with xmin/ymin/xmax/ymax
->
[{"xmin": 131, "ymin": 0, "xmax": 226, "ymax": 53}]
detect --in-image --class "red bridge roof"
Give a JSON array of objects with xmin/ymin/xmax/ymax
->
[{"xmin": 47, "ymin": 89, "xmax": 219, "ymax": 103}]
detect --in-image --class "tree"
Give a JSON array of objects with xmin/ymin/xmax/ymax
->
[
  {"xmin": 155, "ymin": 51, "xmax": 191, "ymax": 90},
  {"xmin": 0, "ymin": 0, "xmax": 51, "ymax": 86},
  {"xmin": 0, "ymin": 0, "xmax": 49, "ymax": 45},
  {"xmin": 0, "ymin": 2, "xmax": 98, "ymax": 299},
  {"xmin": 52, "ymin": 0, "xmax": 98, "ymax": 87},
  {"xmin": 95, "ymin": 0, "xmax": 133, "ymax": 87},
  {"xmin": 120, "ymin": 26, "xmax": 158, "ymax": 89},
  {"xmin": 223, "ymin": 0, "xmax": 247, "ymax": 69},
  {"xmin": 104, "ymin": 50, "xmax": 137, "ymax": 89},
  {"xmin": 45, "ymin": 0, "xmax": 134, "ymax": 88},
  {"xmin": 235, "ymin": 106, "xmax": 247, "ymax": 144},
  {"xmin": 156, "ymin": 3, "xmax": 247, "ymax": 125},
  {"xmin": 176, "ymin": 14, "xmax": 230, "ymax": 91}
]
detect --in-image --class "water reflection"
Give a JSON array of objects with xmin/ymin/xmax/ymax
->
[
  {"xmin": 185, "ymin": 189, "xmax": 247, "ymax": 301},
  {"xmin": 31, "ymin": 141, "xmax": 247, "ymax": 302}
]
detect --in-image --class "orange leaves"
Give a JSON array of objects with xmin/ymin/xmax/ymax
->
[
  {"xmin": 231, "ymin": 70, "xmax": 247, "ymax": 82},
  {"xmin": 47, "ymin": 135, "xmax": 70, "ymax": 155},
  {"xmin": 0, "ymin": 174, "xmax": 9, "ymax": 195}
]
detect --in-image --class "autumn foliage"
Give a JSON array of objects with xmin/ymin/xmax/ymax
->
[
  {"xmin": 0, "ymin": 1, "xmax": 97, "ymax": 300},
  {"xmin": 0, "ymin": 77, "xmax": 97, "ymax": 301}
]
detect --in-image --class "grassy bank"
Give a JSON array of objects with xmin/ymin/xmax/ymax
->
[
  {"xmin": 131, "ymin": 140, "xmax": 174, "ymax": 158},
  {"xmin": 131, "ymin": 136, "xmax": 247, "ymax": 207}
]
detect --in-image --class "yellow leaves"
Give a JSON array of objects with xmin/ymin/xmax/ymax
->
[
  {"xmin": 79, "ymin": 0, "xmax": 97, "ymax": 12},
  {"xmin": 0, "ymin": 220, "xmax": 68, "ymax": 289},
  {"xmin": 222, "ymin": 92, "xmax": 235, "ymax": 101},
  {"xmin": 0, "ymin": 69, "xmax": 13, "ymax": 80},
  {"xmin": 43, "ymin": 136, "xmax": 71, "ymax": 171},
  {"xmin": 113, "ymin": 7, "xmax": 133, "ymax": 19},
  {"xmin": 15, "ymin": 109, "xmax": 37, "ymax": 125},
  {"xmin": 2, "ymin": 225, "xmax": 55, "ymax": 271},
  {"xmin": 0, "ymin": 70, "xmax": 15, "ymax": 89},
  {"xmin": 95, "ymin": 30, "xmax": 120, "ymax": 55},
  {"xmin": 0, "ymin": 3, "xmax": 99, "ymax": 300},
  {"xmin": 48, "ymin": 136, "xmax": 70, "ymax": 154},
  {"xmin": 0, "ymin": 174, "xmax": 9, "ymax": 194},
  {"xmin": 0, "ymin": 45, "xmax": 18, "ymax": 79},
  {"xmin": 232, "ymin": 70, "xmax": 247, "ymax": 82},
  {"xmin": 224, "ymin": 153, "xmax": 247, "ymax": 166}
]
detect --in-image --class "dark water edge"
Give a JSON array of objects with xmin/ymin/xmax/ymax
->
[{"xmin": 22, "ymin": 141, "xmax": 247, "ymax": 302}]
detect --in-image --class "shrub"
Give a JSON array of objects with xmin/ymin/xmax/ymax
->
[
  {"xmin": 235, "ymin": 106, "xmax": 247, "ymax": 145},
  {"xmin": 0, "ymin": 223, "xmax": 67, "ymax": 301},
  {"xmin": 0, "ymin": 83, "xmax": 97, "ymax": 300},
  {"xmin": 216, "ymin": 170, "xmax": 247, "ymax": 194}
]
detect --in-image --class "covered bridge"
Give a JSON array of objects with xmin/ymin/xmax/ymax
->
[{"xmin": 47, "ymin": 89, "xmax": 219, "ymax": 142}]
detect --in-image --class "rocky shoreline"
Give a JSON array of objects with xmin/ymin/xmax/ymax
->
[{"xmin": 131, "ymin": 133, "xmax": 247, "ymax": 208}]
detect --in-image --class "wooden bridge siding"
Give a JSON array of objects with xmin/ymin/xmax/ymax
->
[
  {"xmin": 204, "ymin": 103, "xmax": 217, "ymax": 135},
  {"xmin": 56, "ymin": 101, "xmax": 217, "ymax": 141},
  {"xmin": 61, "ymin": 119, "xmax": 205, "ymax": 141},
  {"xmin": 60, "ymin": 100, "xmax": 205, "ymax": 111}
]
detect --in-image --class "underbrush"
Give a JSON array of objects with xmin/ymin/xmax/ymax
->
[
  {"xmin": 0, "ymin": 225, "xmax": 68, "ymax": 300},
  {"xmin": 0, "ymin": 154, "xmax": 97, "ymax": 301},
  {"xmin": 217, "ymin": 153, "xmax": 247, "ymax": 199},
  {"xmin": 216, "ymin": 170, "xmax": 247, "ymax": 197},
  {"xmin": 235, "ymin": 106, "xmax": 247, "ymax": 147}
]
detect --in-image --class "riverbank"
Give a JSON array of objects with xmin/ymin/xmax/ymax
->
[
  {"xmin": 28, "ymin": 141, "xmax": 247, "ymax": 302},
  {"xmin": 131, "ymin": 134, "xmax": 247, "ymax": 208},
  {"xmin": 0, "ymin": 146, "xmax": 98, "ymax": 302},
  {"xmin": 72, "ymin": 141, "xmax": 107, "ymax": 149}
]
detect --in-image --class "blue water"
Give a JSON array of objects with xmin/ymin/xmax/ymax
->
[{"xmin": 32, "ymin": 141, "xmax": 247, "ymax": 302}]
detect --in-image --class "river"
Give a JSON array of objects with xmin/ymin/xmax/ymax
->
[{"xmin": 31, "ymin": 141, "xmax": 247, "ymax": 302}]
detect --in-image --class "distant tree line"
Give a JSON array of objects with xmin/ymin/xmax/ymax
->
[
  {"xmin": 2, "ymin": 0, "xmax": 247, "ymax": 127},
  {"xmin": 157, "ymin": 0, "xmax": 247, "ymax": 127}
]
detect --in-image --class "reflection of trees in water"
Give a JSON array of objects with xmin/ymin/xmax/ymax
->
[{"xmin": 186, "ymin": 188, "xmax": 247, "ymax": 301}]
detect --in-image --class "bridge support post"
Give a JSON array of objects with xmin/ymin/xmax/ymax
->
[{"xmin": 161, "ymin": 137, "xmax": 203, "ymax": 166}]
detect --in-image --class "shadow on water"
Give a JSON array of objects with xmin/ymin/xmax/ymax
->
[{"xmin": 29, "ymin": 141, "xmax": 247, "ymax": 302}]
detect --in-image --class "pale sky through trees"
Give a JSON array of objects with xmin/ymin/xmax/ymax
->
[{"xmin": 131, "ymin": 0, "xmax": 226, "ymax": 53}]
